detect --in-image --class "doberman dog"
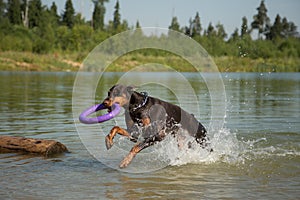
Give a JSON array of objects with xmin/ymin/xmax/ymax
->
[{"xmin": 102, "ymin": 84, "xmax": 209, "ymax": 168}]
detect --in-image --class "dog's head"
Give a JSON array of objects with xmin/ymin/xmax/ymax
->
[{"xmin": 102, "ymin": 84, "xmax": 135, "ymax": 108}]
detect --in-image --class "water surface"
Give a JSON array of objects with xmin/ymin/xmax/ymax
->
[{"xmin": 0, "ymin": 72, "xmax": 299, "ymax": 199}]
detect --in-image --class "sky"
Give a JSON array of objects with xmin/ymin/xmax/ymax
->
[{"xmin": 43, "ymin": 0, "xmax": 300, "ymax": 37}]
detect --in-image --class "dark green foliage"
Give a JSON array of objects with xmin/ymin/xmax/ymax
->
[
  {"xmin": 62, "ymin": 0, "xmax": 75, "ymax": 28},
  {"xmin": 187, "ymin": 12, "xmax": 202, "ymax": 37},
  {"xmin": 113, "ymin": 0, "xmax": 121, "ymax": 30},
  {"xmin": 0, "ymin": 0, "xmax": 5, "ymax": 19},
  {"xmin": 136, "ymin": 20, "xmax": 141, "ymax": 29},
  {"xmin": 230, "ymin": 28, "xmax": 239, "ymax": 42},
  {"xmin": 49, "ymin": 2, "xmax": 59, "ymax": 26},
  {"xmin": 28, "ymin": 0, "xmax": 43, "ymax": 28},
  {"xmin": 205, "ymin": 22, "xmax": 216, "ymax": 37},
  {"xmin": 169, "ymin": 16, "xmax": 180, "ymax": 32},
  {"xmin": 7, "ymin": 0, "xmax": 22, "ymax": 25},
  {"xmin": 0, "ymin": 0, "xmax": 298, "ymax": 73},
  {"xmin": 92, "ymin": 1, "xmax": 101, "ymax": 30},
  {"xmin": 251, "ymin": 0, "xmax": 270, "ymax": 38},
  {"xmin": 92, "ymin": 0, "xmax": 108, "ymax": 30},
  {"xmin": 216, "ymin": 23, "xmax": 227, "ymax": 39},
  {"xmin": 266, "ymin": 15, "xmax": 298, "ymax": 40},
  {"xmin": 241, "ymin": 17, "xmax": 249, "ymax": 37}
]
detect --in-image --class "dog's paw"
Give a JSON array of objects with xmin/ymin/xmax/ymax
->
[
  {"xmin": 119, "ymin": 153, "xmax": 134, "ymax": 168},
  {"xmin": 105, "ymin": 136, "xmax": 113, "ymax": 150}
]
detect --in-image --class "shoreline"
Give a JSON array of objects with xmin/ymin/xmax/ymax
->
[{"xmin": 0, "ymin": 51, "xmax": 299, "ymax": 72}]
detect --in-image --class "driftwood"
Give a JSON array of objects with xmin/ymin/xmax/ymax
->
[{"xmin": 0, "ymin": 135, "xmax": 68, "ymax": 156}]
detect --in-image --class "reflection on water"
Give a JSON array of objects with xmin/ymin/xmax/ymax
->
[{"xmin": 0, "ymin": 72, "xmax": 299, "ymax": 199}]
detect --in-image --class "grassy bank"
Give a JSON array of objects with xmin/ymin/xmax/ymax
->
[
  {"xmin": 0, "ymin": 51, "xmax": 83, "ymax": 72},
  {"xmin": 0, "ymin": 51, "xmax": 299, "ymax": 72}
]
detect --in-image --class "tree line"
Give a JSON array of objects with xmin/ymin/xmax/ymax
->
[
  {"xmin": 0, "ymin": 0, "xmax": 299, "ymax": 60},
  {"xmin": 0, "ymin": 0, "xmax": 129, "ymax": 53}
]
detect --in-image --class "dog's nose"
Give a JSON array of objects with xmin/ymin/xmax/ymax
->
[{"xmin": 102, "ymin": 98, "xmax": 111, "ymax": 107}]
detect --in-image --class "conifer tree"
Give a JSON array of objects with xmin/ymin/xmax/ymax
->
[
  {"xmin": 267, "ymin": 14, "xmax": 282, "ymax": 40},
  {"xmin": 230, "ymin": 28, "xmax": 239, "ymax": 41},
  {"xmin": 216, "ymin": 23, "xmax": 227, "ymax": 39},
  {"xmin": 92, "ymin": 0, "xmax": 108, "ymax": 30},
  {"xmin": 286, "ymin": 21, "xmax": 298, "ymax": 38},
  {"xmin": 281, "ymin": 17, "xmax": 298, "ymax": 38},
  {"xmin": 0, "ymin": 0, "xmax": 6, "ymax": 20},
  {"xmin": 92, "ymin": 1, "xmax": 101, "ymax": 30},
  {"xmin": 113, "ymin": 0, "xmax": 121, "ymax": 30},
  {"xmin": 62, "ymin": 0, "xmax": 75, "ymax": 28},
  {"xmin": 241, "ymin": 16, "xmax": 249, "ymax": 37},
  {"xmin": 28, "ymin": 0, "xmax": 43, "ymax": 28},
  {"xmin": 50, "ymin": 2, "xmax": 59, "ymax": 25},
  {"xmin": 206, "ymin": 22, "xmax": 216, "ymax": 37},
  {"xmin": 189, "ymin": 12, "xmax": 202, "ymax": 37},
  {"xmin": 136, "ymin": 20, "xmax": 141, "ymax": 29},
  {"xmin": 251, "ymin": 0, "xmax": 270, "ymax": 38},
  {"xmin": 169, "ymin": 16, "xmax": 180, "ymax": 32},
  {"xmin": 7, "ymin": 0, "xmax": 22, "ymax": 25}
]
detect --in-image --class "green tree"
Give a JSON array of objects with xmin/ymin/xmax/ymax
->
[
  {"xmin": 69, "ymin": 24, "xmax": 93, "ymax": 51},
  {"xmin": 230, "ymin": 28, "xmax": 239, "ymax": 41},
  {"xmin": 7, "ymin": 0, "xmax": 22, "ymax": 25},
  {"xmin": 216, "ymin": 22, "xmax": 227, "ymax": 39},
  {"xmin": 113, "ymin": 0, "xmax": 121, "ymax": 30},
  {"xmin": 55, "ymin": 25, "xmax": 70, "ymax": 50},
  {"xmin": 49, "ymin": 2, "xmax": 59, "ymax": 26},
  {"xmin": 92, "ymin": 0, "xmax": 108, "ymax": 30},
  {"xmin": 134, "ymin": 20, "xmax": 143, "ymax": 37},
  {"xmin": 62, "ymin": 0, "xmax": 75, "ymax": 28},
  {"xmin": 28, "ymin": 0, "xmax": 43, "ymax": 28},
  {"xmin": 251, "ymin": 0, "xmax": 270, "ymax": 38},
  {"xmin": 241, "ymin": 16, "xmax": 249, "ymax": 37},
  {"xmin": 168, "ymin": 16, "xmax": 180, "ymax": 32},
  {"xmin": 32, "ymin": 5, "xmax": 56, "ymax": 53},
  {"xmin": 0, "ymin": 0, "xmax": 6, "ymax": 20},
  {"xmin": 92, "ymin": 1, "xmax": 101, "ymax": 30},
  {"xmin": 281, "ymin": 17, "xmax": 289, "ymax": 37},
  {"xmin": 74, "ymin": 13, "xmax": 85, "ymax": 25},
  {"xmin": 266, "ymin": 14, "xmax": 282, "ymax": 40},
  {"xmin": 205, "ymin": 22, "xmax": 216, "ymax": 37},
  {"xmin": 190, "ymin": 12, "xmax": 202, "ymax": 37},
  {"xmin": 120, "ymin": 19, "xmax": 128, "ymax": 31},
  {"xmin": 136, "ymin": 20, "xmax": 141, "ymax": 29},
  {"xmin": 287, "ymin": 21, "xmax": 298, "ymax": 38},
  {"xmin": 281, "ymin": 18, "xmax": 298, "ymax": 38}
]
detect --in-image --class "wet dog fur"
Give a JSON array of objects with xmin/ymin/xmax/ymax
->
[{"xmin": 102, "ymin": 84, "xmax": 209, "ymax": 168}]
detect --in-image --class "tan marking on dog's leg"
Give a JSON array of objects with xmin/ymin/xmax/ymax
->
[
  {"xmin": 105, "ymin": 126, "xmax": 132, "ymax": 150},
  {"xmin": 142, "ymin": 117, "xmax": 151, "ymax": 126},
  {"xmin": 119, "ymin": 143, "xmax": 142, "ymax": 168}
]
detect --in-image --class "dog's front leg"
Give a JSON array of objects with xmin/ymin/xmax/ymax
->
[
  {"xmin": 105, "ymin": 126, "xmax": 133, "ymax": 150},
  {"xmin": 119, "ymin": 117, "xmax": 152, "ymax": 168},
  {"xmin": 119, "ymin": 140, "xmax": 152, "ymax": 168}
]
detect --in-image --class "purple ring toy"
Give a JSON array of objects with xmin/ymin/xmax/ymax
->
[{"xmin": 79, "ymin": 103, "xmax": 121, "ymax": 124}]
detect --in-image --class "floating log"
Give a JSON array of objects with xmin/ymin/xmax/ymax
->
[{"xmin": 0, "ymin": 135, "xmax": 68, "ymax": 156}]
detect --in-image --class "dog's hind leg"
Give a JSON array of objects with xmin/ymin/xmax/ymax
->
[
  {"xmin": 105, "ymin": 126, "xmax": 135, "ymax": 150},
  {"xmin": 119, "ymin": 136, "xmax": 158, "ymax": 168}
]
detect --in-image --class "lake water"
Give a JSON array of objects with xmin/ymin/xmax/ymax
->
[{"xmin": 0, "ymin": 72, "xmax": 299, "ymax": 199}]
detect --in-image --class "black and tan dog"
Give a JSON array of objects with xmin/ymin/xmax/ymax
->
[{"xmin": 103, "ymin": 84, "xmax": 209, "ymax": 168}]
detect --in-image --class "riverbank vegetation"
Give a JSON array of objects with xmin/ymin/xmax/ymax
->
[{"xmin": 0, "ymin": 0, "xmax": 299, "ymax": 72}]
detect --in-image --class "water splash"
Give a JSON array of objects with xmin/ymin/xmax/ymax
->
[
  {"xmin": 152, "ymin": 128, "xmax": 244, "ymax": 166},
  {"xmin": 150, "ymin": 127, "xmax": 299, "ymax": 167}
]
